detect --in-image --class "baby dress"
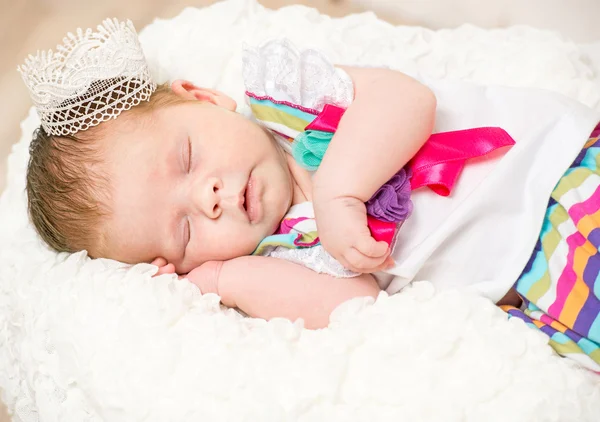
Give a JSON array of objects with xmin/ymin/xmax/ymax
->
[
  {"xmin": 241, "ymin": 39, "xmax": 600, "ymax": 370},
  {"xmin": 241, "ymin": 39, "xmax": 514, "ymax": 278}
]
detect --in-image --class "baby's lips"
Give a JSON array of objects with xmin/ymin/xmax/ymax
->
[{"xmin": 366, "ymin": 215, "xmax": 398, "ymax": 247}]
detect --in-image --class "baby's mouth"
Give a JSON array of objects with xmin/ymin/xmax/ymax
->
[
  {"xmin": 242, "ymin": 187, "xmax": 248, "ymax": 213},
  {"xmin": 244, "ymin": 175, "xmax": 262, "ymax": 224},
  {"xmin": 238, "ymin": 180, "xmax": 250, "ymax": 221}
]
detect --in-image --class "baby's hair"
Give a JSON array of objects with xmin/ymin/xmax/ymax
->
[{"xmin": 26, "ymin": 82, "xmax": 188, "ymax": 256}]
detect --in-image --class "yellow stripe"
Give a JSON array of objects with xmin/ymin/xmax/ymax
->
[
  {"xmin": 521, "ymin": 206, "xmax": 568, "ymax": 303},
  {"xmin": 541, "ymin": 205, "xmax": 569, "ymax": 260},
  {"xmin": 250, "ymin": 104, "xmax": 311, "ymax": 133},
  {"xmin": 550, "ymin": 339, "xmax": 586, "ymax": 356},
  {"xmin": 527, "ymin": 271, "xmax": 552, "ymax": 303},
  {"xmin": 548, "ymin": 203, "xmax": 570, "ymax": 229},
  {"xmin": 590, "ymin": 348, "xmax": 600, "ymax": 364},
  {"xmin": 541, "ymin": 224, "xmax": 562, "ymax": 260},
  {"xmin": 253, "ymin": 240, "xmax": 291, "ymax": 256},
  {"xmin": 552, "ymin": 168, "xmax": 592, "ymax": 201}
]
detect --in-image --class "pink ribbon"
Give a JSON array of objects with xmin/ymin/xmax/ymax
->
[
  {"xmin": 408, "ymin": 127, "xmax": 515, "ymax": 196},
  {"xmin": 305, "ymin": 104, "xmax": 346, "ymax": 133},
  {"xmin": 307, "ymin": 104, "xmax": 516, "ymax": 197}
]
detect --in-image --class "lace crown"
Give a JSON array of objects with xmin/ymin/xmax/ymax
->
[{"xmin": 18, "ymin": 18, "xmax": 156, "ymax": 136}]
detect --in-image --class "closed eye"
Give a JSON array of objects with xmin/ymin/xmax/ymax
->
[
  {"xmin": 186, "ymin": 136, "xmax": 192, "ymax": 173},
  {"xmin": 184, "ymin": 216, "xmax": 191, "ymax": 247}
]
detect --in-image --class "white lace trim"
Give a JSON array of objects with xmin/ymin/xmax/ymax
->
[
  {"xmin": 260, "ymin": 202, "xmax": 357, "ymax": 278},
  {"xmin": 267, "ymin": 245, "xmax": 359, "ymax": 278},
  {"xmin": 242, "ymin": 38, "xmax": 354, "ymax": 112}
]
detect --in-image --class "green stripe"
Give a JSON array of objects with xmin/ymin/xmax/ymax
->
[
  {"xmin": 550, "ymin": 338, "xmax": 584, "ymax": 356},
  {"xmin": 542, "ymin": 206, "xmax": 570, "ymax": 258},
  {"xmin": 250, "ymin": 104, "xmax": 311, "ymax": 133},
  {"xmin": 526, "ymin": 271, "xmax": 552, "ymax": 303},
  {"xmin": 552, "ymin": 168, "xmax": 593, "ymax": 201},
  {"xmin": 525, "ymin": 205, "xmax": 569, "ymax": 302},
  {"xmin": 248, "ymin": 97, "xmax": 317, "ymax": 121},
  {"xmin": 590, "ymin": 347, "xmax": 600, "ymax": 364}
]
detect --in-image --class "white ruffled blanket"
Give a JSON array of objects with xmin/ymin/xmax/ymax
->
[{"xmin": 2, "ymin": 1, "xmax": 600, "ymax": 420}]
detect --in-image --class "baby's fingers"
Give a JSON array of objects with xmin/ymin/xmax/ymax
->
[
  {"xmin": 155, "ymin": 263, "xmax": 176, "ymax": 276},
  {"xmin": 343, "ymin": 247, "xmax": 391, "ymax": 273},
  {"xmin": 354, "ymin": 235, "xmax": 389, "ymax": 259},
  {"xmin": 151, "ymin": 257, "xmax": 167, "ymax": 267}
]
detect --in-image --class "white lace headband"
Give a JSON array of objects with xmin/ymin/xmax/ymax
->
[{"xmin": 18, "ymin": 18, "xmax": 156, "ymax": 137}]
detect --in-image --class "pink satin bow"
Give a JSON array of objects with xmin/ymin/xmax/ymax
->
[{"xmin": 408, "ymin": 127, "xmax": 515, "ymax": 196}]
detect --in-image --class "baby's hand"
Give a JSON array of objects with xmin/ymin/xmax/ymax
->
[
  {"xmin": 314, "ymin": 196, "xmax": 393, "ymax": 273},
  {"xmin": 184, "ymin": 261, "xmax": 223, "ymax": 295},
  {"xmin": 151, "ymin": 258, "xmax": 222, "ymax": 295},
  {"xmin": 152, "ymin": 257, "xmax": 176, "ymax": 276}
]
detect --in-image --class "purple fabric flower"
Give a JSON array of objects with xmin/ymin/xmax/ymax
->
[{"xmin": 366, "ymin": 168, "xmax": 413, "ymax": 223}]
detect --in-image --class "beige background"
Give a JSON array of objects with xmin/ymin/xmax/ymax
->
[{"xmin": 355, "ymin": 0, "xmax": 600, "ymax": 42}]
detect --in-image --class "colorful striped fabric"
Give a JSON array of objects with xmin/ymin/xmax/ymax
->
[
  {"xmin": 252, "ymin": 214, "xmax": 320, "ymax": 256},
  {"xmin": 503, "ymin": 127, "xmax": 600, "ymax": 372},
  {"xmin": 246, "ymin": 93, "xmax": 319, "ymax": 149}
]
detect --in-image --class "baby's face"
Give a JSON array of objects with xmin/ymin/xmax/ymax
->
[{"xmin": 103, "ymin": 98, "xmax": 293, "ymax": 273}]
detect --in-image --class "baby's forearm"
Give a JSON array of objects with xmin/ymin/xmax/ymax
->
[
  {"xmin": 313, "ymin": 66, "xmax": 436, "ymax": 202},
  {"xmin": 190, "ymin": 256, "xmax": 380, "ymax": 329}
]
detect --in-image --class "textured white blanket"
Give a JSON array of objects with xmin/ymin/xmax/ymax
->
[{"xmin": 2, "ymin": 1, "xmax": 600, "ymax": 420}]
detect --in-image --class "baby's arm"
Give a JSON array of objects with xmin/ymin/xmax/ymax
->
[
  {"xmin": 315, "ymin": 66, "xmax": 436, "ymax": 201},
  {"xmin": 313, "ymin": 67, "xmax": 437, "ymax": 272},
  {"xmin": 186, "ymin": 256, "xmax": 380, "ymax": 329}
]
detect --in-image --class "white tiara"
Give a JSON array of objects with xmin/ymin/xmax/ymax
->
[{"xmin": 18, "ymin": 18, "xmax": 156, "ymax": 136}]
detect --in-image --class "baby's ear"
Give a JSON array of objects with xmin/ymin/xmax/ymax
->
[{"xmin": 170, "ymin": 80, "xmax": 237, "ymax": 111}]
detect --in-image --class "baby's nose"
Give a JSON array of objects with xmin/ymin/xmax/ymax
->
[{"xmin": 194, "ymin": 177, "xmax": 222, "ymax": 219}]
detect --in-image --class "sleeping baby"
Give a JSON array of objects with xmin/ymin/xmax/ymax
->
[{"xmin": 20, "ymin": 19, "xmax": 600, "ymax": 371}]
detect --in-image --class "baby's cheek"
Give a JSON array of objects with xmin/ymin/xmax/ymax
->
[
  {"xmin": 237, "ymin": 232, "xmax": 262, "ymax": 257},
  {"xmin": 209, "ymin": 227, "xmax": 261, "ymax": 260}
]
